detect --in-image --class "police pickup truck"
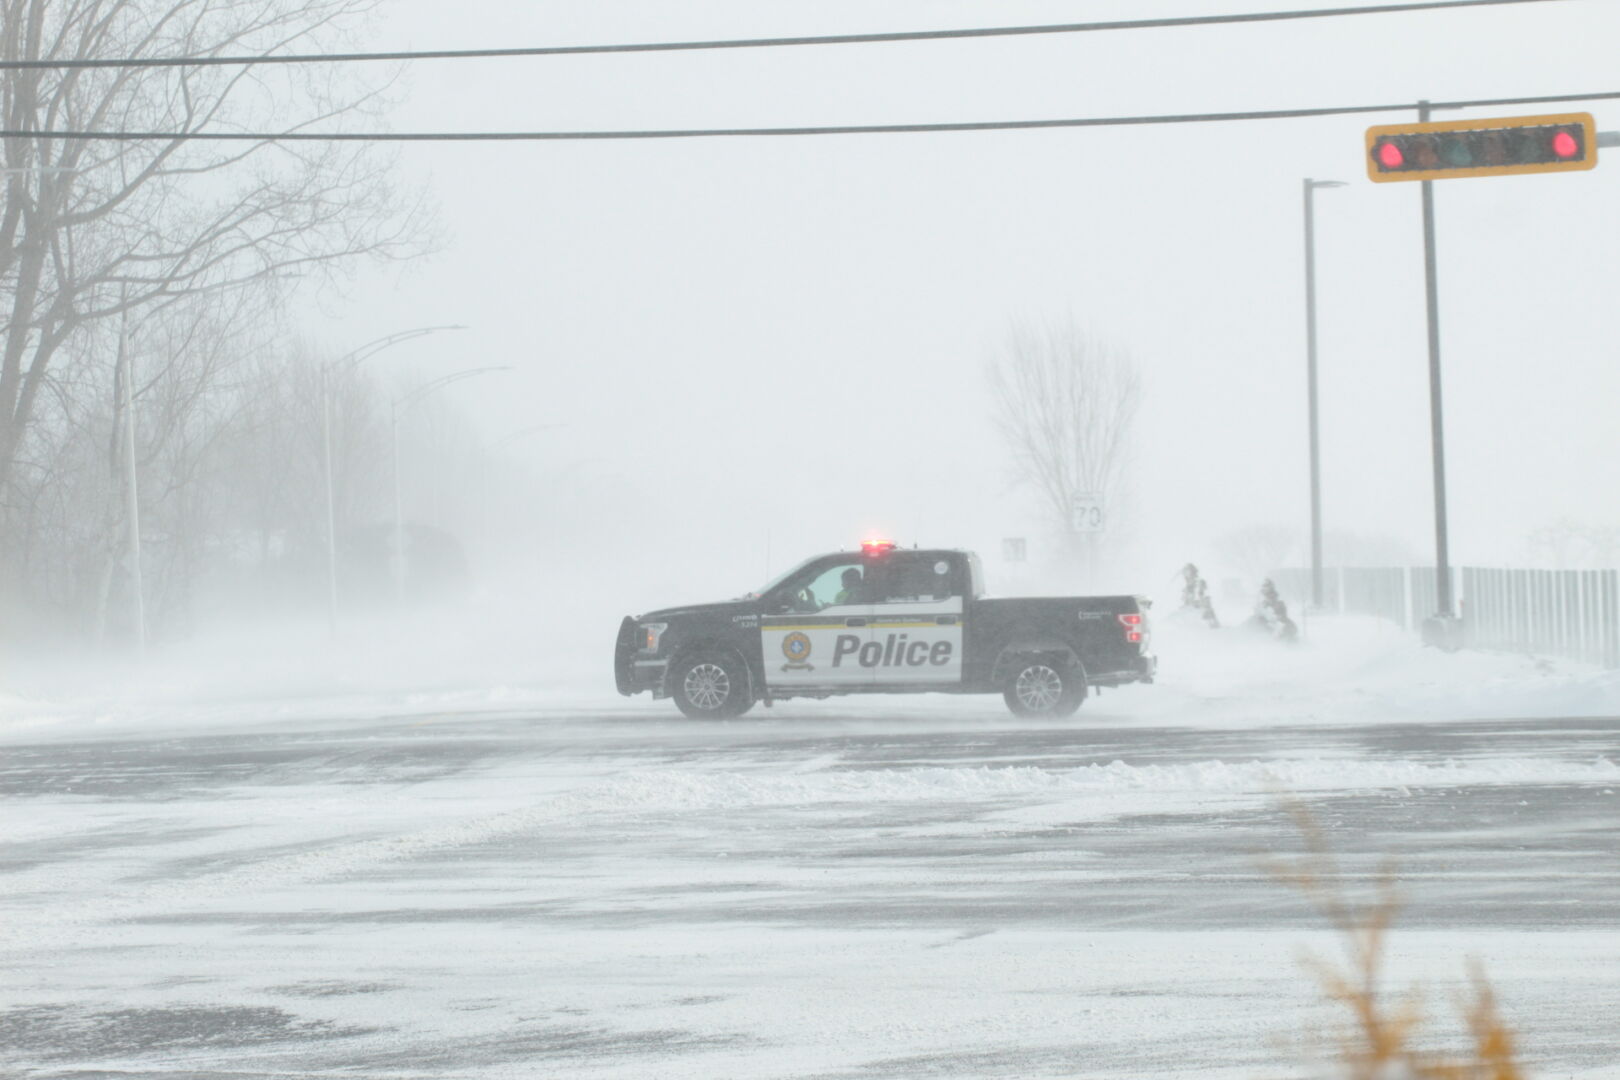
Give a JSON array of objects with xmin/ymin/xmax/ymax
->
[{"xmin": 614, "ymin": 540, "xmax": 1154, "ymax": 718}]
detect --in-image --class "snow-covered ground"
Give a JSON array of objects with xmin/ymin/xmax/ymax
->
[{"xmin": 2, "ymin": 616, "xmax": 1617, "ymax": 1077}]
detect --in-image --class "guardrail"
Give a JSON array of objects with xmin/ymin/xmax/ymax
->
[{"xmin": 1270, "ymin": 566, "xmax": 1620, "ymax": 668}]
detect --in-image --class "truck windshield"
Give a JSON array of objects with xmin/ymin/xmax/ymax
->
[{"xmin": 750, "ymin": 556, "xmax": 819, "ymax": 600}]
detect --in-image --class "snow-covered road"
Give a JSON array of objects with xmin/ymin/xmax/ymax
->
[{"xmin": 3, "ymin": 622, "xmax": 1618, "ymax": 1077}]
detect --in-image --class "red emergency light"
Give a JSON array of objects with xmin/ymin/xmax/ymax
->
[{"xmin": 861, "ymin": 539, "xmax": 898, "ymax": 557}]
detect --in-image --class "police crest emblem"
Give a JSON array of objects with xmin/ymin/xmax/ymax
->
[{"xmin": 781, "ymin": 631, "xmax": 813, "ymax": 671}]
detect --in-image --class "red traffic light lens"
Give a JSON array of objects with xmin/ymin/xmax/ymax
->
[{"xmin": 1367, "ymin": 114, "xmax": 1595, "ymax": 182}]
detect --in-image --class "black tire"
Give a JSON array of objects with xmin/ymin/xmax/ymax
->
[
  {"xmin": 1002, "ymin": 657, "xmax": 1085, "ymax": 718},
  {"xmin": 670, "ymin": 651, "xmax": 754, "ymax": 719}
]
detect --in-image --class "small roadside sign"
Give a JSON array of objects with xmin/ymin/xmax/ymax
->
[{"xmin": 1071, "ymin": 493, "xmax": 1104, "ymax": 534}]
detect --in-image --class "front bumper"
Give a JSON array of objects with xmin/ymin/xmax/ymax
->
[
  {"xmin": 627, "ymin": 659, "xmax": 668, "ymax": 695},
  {"xmin": 614, "ymin": 617, "xmax": 637, "ymax": 695},
  {"xmin": 614, "ymin": 616, "xmax": 670, "ymax": 696}
]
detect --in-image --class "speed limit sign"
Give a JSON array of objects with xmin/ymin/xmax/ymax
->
[{"xmin": 1070, "ymin": 493, "xmax": 1104, "ymax": 534}]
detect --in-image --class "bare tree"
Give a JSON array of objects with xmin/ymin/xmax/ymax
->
[
  {"xmin": 0, "ymin": 0, "xmax": 430, "ymax": 639},
  {"xmin": 1524, "ymin": 519, "xmax": 1620, "ymax": 570},
  {"xmin": 987, "ymin": 321, "xmax": 1140, "ymax": 558},
  {"xmin": 1213, "ymin": 524, "xmax": 1300, "ymax": 587},
  {"xmin": 0, "ymin": 0, "xmax": 424, "ymax": 518},
  {"xmin": 127, "ymin": 291, "xmax": 281, "ymax": 633},
  {"xmin": 223, "ymin": 339, "xmax": 387, "ymax": 556},
  {"xmin": 4, "ymin": 287, "xmax": 272, "ymax": 638}
]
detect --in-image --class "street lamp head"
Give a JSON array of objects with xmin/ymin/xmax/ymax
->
[
  {"xmin": 395, "ymin": 364, "xmax": 512, "ymax": 411},
  {"xmin": 331, "ymin": 324, "xmax": 471, "ymax": 372}
]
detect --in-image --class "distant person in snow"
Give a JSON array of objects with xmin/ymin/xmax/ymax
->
[
  {"xmin": 1248, "ymin": 578, "xmax": 1299, "ymax": 642},
  {"xmin": 1179, "ymin": 563, "xmax": 1220, "ymax": 628}
]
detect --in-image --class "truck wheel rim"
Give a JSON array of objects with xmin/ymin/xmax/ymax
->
[
  {"xmin": 1015, "ymin": 665, "xmax": 1062, "ymax": 711},
  {"xmin": 684, "ymin": 663, "xmax": 730, "ymax": 710}
]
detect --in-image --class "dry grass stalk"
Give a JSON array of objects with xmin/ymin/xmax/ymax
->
[{"xmin": 1267, "ymin": 799, "xmax": 1526, "ymax": 1080}]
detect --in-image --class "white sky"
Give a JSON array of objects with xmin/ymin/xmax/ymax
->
[{"xmin": 304, "ymin": 0, "xmax": 1620, "ymax": 594}]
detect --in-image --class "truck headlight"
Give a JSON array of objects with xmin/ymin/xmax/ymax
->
[{"xmin": 641, "ymin": 622, "xmax": 668, "ymax": 652}]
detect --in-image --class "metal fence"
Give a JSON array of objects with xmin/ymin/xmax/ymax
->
[
  {"xmin": 1461, "ymin": 567, "xmax": 1620, "ymax": 668},
  {"xmin": 1271, "ymin": 567, "xmax": 1420, "ymax": 629},
  {"xmin": 1269, "ymin": 565, "xmax": 1620, "ymax": 668}
]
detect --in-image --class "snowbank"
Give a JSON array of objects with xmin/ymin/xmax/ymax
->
[
  {"xmin": 1132, "ymin": 613, "xmax": 1620, "ymax": 727},
  {"xmin": 4, "ymin": 607, "xmax": 1618, "ymax": 741}
]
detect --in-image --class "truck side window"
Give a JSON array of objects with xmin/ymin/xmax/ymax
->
[
  {"xmin": 777, "ymin": 559, "xmax": 866, "ymax": 613},
  {"xmin": 869, "ymin": 555, "xmax": 958, "ymax": 604}
]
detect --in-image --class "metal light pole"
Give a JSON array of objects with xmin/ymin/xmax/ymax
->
[
  {"xmin": 319, "ymin": 325, "xmax": 466, "ymax": 630},
  {"xmin": 321, "ymin": 361, "xmax": 337, "ymax": 630},
  {"xmin": 390, "ymin": 366, "xmax": 510, "ymax": 607},
  {"xmin": 1303, "ymin": 178, "xmax": 1345, "ymax": 611},
  {"xmin": 118, "ymin": 302, "xmax": 146, "ymax": 656}
]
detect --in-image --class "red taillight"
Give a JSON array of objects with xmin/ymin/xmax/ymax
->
[{"xmin": 1118, "ymin": 612, "xmax": 1144, "ymax": 644}]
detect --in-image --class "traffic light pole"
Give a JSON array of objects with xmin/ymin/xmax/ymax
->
[
  {"xmin": 1418, "ymin": 100, "xmax": 1454, "ymax": 620},
  {"xmin": 1367, "ymin": 107, "xmax": 1602, "ymax": 635}
]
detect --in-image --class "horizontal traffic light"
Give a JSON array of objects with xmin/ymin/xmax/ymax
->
[{"xmin": 1365, "ymin": 113, "xmax": 1597, "ymax": 183}]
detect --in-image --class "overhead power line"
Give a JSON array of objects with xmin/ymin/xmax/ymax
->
[
  {"xmin": 2, "ymin": 91, "xmax": 1616, "ymax": 143},
  {"xmin": 0, "ymin": 0, "xmax": 1567, "ymax": 71}
]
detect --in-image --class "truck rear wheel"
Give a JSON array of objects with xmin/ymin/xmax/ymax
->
[
  {"xmin": 671, "ymin": 651, "xmax": 754, "ymax": 719},
  {"xmin": 1003, "ymin": 659, "xmax": 1084, "ymax": 718}
]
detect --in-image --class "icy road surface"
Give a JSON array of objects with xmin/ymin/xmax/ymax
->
[{"xmin": 3, "ymin": 622, "xmax": 1618, "ymax": 1078}]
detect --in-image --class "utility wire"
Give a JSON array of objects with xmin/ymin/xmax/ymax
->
[
  {"xmin": 0, "ymin": 0, "xmax": 1567, "ymax": 71},
  {"xmin": 1, "ymin": 91, "xmax": 1615, "ymax": 143}
]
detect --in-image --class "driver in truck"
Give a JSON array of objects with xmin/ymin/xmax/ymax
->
[{"xmin": 834, "ymin": 567, "xmax": 865, "ymax": 605}]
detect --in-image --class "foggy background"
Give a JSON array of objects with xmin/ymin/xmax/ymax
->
[{"xmin": 6, "ymin": 0, "xmax": 1619, "ymax": 701}]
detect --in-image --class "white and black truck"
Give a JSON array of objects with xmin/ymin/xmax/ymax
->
[{"xmin": 615, "ymin": 540, "xmax": 1154, "ymax": 718}]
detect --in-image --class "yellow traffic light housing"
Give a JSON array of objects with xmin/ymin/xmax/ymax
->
[{"xmin": 1365, "ymin": 112, "xmax": 1597, "ymax": 183}]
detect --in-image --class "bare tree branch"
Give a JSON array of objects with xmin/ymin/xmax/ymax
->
[{"xmin": 987, "ymin": 319, "xmax": 1140, "ymax": 546}]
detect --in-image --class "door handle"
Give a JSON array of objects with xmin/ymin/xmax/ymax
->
[{"xmin": 845, "ymin": 617, "xmax": 867, "ymax": 627}]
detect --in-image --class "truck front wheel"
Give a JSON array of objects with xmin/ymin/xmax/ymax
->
[
  {"xmin": 671, "ymin": 652, "xmax": 754, "ymax": 719},
  {"xmin": 1003, "ymin": 659, "xmax": 1085, "ymax": 718}
]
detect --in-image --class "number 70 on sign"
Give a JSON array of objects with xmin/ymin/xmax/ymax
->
[{"xmin": 1071, "ymin": 494, "xmax": 1104, "ymax": 534}]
